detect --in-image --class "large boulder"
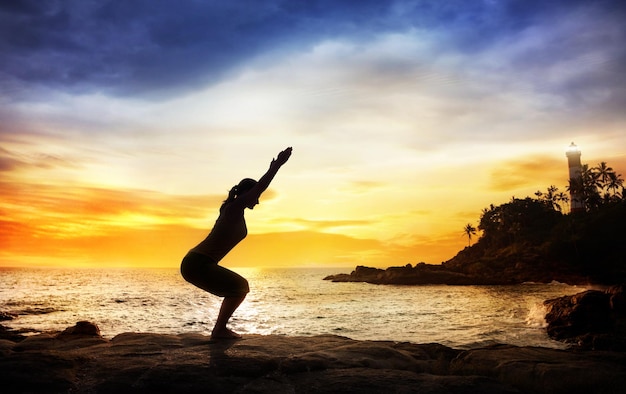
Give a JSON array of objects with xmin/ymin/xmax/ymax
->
[{"xmin": 544, "ymin": 286, "xmax": 626, "ymax": 350}]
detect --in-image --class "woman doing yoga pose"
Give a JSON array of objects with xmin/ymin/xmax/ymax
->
[{"xmin": 181, "ymin": 147, "xmax": 292, "ymax": 339}]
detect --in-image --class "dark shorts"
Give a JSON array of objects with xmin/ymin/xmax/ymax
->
[{"xmin": 180, "ymin": 252, "xmax": 249, "ymax": 297}]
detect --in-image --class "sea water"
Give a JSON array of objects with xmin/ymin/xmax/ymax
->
[{"xmin": 0, "ymin": 266, "xmax": 585, "ymax": 349}]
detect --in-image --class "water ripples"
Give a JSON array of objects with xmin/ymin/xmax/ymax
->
[{"xmin": 0, "ymin": 266, "xmax": 584, "ymax": 348}]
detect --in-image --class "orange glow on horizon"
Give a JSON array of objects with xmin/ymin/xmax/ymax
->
[
  {"xmin": 1, "ymin": 147, "xmax": 467, "ymax": 269},
  {"xmin": 2, "ymin": 143, "xmax": 624, "ymax": 269}
]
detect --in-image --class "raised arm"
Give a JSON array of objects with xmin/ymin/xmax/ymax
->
[{"xmin": 237, "ymin": 147, "xmax": 292, "ymax": 206}]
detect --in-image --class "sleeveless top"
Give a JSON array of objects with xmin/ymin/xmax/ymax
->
[{"xmin": 189, "ymin": 203, "xmax": 247, "ymax": 263}]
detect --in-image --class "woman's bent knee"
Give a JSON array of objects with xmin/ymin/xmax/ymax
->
[{"xmin": 181, "ymin": 252, "xmax": 249, "ymax": 297}]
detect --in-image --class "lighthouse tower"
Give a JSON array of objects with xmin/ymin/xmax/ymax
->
[{"xmin": 566, "ymin": 142, "xmax": 584, "ymax": 213}]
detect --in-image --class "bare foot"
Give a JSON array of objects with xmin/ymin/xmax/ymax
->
[{"xmin": 211, "ymin": 327, "xmax": 243, "ymax": 340}]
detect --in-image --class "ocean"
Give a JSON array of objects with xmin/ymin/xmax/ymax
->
[{"xmin": 0, "ymin": 266, "xmax": 585, "ymax": 349}]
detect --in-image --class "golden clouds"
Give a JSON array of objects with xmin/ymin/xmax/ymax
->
[
  {"xmin": 488, "ymin": 155, "xmax": 566, "ymax": 192},
  {"xmin": 341, "ymin": 181, "xmax": 386, "ymax": 193},
  {"xmin": 224, "ymin": 230, "xmax": 459, "ymax": 268},
  {"xmin": 0, "ymin": 176, "xmax": 410, "ymax": 268},
  {"xmin": 0, "ymin": 173, "xmax": 463, "ymax": 267},
  {"xmin": 224, "ymin": 231, "xmax": 386, "ymax": 267},
  {"xmin": 274, "ymin": 218, "xmax": 373, "ymax": 232},
  {"xmin": 0, "ymin": 179, "xmax": 223, "ymax": 266},
  {"xmin": 1, "ymin": 181, "xmax": 220, "ymax": 228}
]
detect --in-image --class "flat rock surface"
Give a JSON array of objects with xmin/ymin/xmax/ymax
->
[{"xmin": 1, "ymin": 330, "xmax": 625, "ymax": 393}]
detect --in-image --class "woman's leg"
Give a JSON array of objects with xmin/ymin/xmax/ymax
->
[
  {"xmin": 212, "ymin": 295, "xmax": 246, "ymax": 339},
  {"xmin": 181, "ymin": 253, "xmax": 249, "ymax": 339}
]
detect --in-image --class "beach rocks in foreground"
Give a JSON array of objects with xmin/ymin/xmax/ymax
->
[{"xmin": 1, "ymin": 322, "xmax": 625, "ymax": 393}]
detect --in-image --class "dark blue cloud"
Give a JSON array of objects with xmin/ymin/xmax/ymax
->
[
  {"xmin": 0, "ymin": 0, "xmax": 624, "ymax": 100},
  {"xmin": 0, "ymin": 0, "xmax": 420, "ymax": 98}
]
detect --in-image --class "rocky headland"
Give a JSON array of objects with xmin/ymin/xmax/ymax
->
[
  {"xmin": 1, "ymin": 320, "xmax": 625, "ymax": 394},
  {"xmin": 325, "ymin": 199, "xmax": 626, "ymax": 287}
]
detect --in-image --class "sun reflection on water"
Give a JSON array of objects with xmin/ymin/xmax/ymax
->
[{"xmin": 0, "ymin": 266, "xmax": 583, "ymax": 349}]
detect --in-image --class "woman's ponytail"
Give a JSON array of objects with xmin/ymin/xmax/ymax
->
[
  {"xmin": 222, "ymin": 178, "xmax": 257, "ymax": 204},
  {"xmin": 223, "ymin": 185, "xmax": 239, "ymax": 204}
]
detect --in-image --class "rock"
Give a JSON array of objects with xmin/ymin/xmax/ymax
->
[
  {"xmin": 544, "ymin": 291, "xmax": 612, "ymax": 338},
  {"xmin": 324, "ymin": 265, "xmax": 485, "ymax": 285},
  {"xmin": 450, "ymin": 344, "xmax": 626, "ymax": 394},
  {"xmin": 323, "ymin": 266, "xmax": 384, "ymax": 283},
  {"xmin": 1, "ymin": 322, "xmax": 625, "ymax": 393},
  {"xmin": 57, "ymin": 320, "xmax": 101, "ymax": 338},
  {"xmin": 0, "ymin": 311, "xmax": 16, "ymax": 321},
  {"xmin": 544, "ymin": 286, "xmax": 626, "ymax": 350},
  {"xmin": 0, "ymin": 324, "xmax": 26, "ymax": 343},
  {"xmin": 608, "ymin": 284, "xmax": 626, "ymax": 313}
]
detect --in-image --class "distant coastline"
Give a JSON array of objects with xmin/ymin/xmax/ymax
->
[
  {"xmin": 324, "ymin": 263, "xmax": 588, "ymax": 286},
  {"xmin": 323, "ymin": 262, "xmax": 590, "ymax": 286}
]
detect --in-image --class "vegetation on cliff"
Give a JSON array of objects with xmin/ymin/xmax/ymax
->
[
  {"xmin": 444, "ymin": 161, "xmax": 625, "ymax": 284},
  {"xmin": 326, "ymin": 161, "xmax": 625, "ymax": 285}
]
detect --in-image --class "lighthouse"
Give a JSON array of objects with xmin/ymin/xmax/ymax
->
[{"xmin": 566, "ymin": 142, "xmax": 584, "ymax": 213}]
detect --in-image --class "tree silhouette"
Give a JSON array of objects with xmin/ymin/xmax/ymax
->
[
  {"xmin": 535, "ymin": 185, "xmax": 566, "ymax": 212},
  {"xmin": 463, "ymin": 223, "xmax": 477, "ymax": 247},
  {"xmin": 567, "ymin": 162, "xmax": 625, "ymax": 212},
  {"xmin": 555, "ymin": 191, "xmax": 569, "ymax": 212},
  {"xmin": 479, "ymin": 197, "xmax": 561, "ymax": 248},
  {"xmin": 594, "ymin": 162, "xmax": 613, "ymax": 185},
  {"xmin": 606, "ymin": 172, "xmax": 624, "ymax": 199}
]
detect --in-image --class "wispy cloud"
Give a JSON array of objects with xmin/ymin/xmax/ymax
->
[
  {"xmin": 281, "ymin": 218, "xmax": 374, "ymax": 231},
  {"xmin": 0, "ymin": 181, "xmax": 219, "ymax": 236},
  {"xmin": 488, "ymin": 155, "xmax": 566, "ymax": 192}
]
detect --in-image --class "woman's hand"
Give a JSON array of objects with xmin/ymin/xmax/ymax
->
[{"xmin": 274, "ymin": 147, "xmax": 293, "ymax": 166}]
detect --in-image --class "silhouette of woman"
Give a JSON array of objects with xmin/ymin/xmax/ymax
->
[{"xmin": 181, "ymin": 147, "xmax": 292, "ymax": 339}]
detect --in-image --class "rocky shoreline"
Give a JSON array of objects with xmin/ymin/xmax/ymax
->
[
  {"xmin": 1, "ymin": 321, "xmax": 625, "ymax": 393},
  {"xmin": 2, "ymin": 286, "xmax": 625, "ymax": 393},
  {"xmin": 323, "ymin": 264, "xmax": 589, "ymax": 286}
]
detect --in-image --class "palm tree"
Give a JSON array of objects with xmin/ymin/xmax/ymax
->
[
  {"xmin": 568, "ymin": 164, "xmax": 602, "ymax": 211},
  {"xmin": 594, "ymin": 162, "xmax": 614, "ymax": 186},
  {"xmin": 555, "ymin": 191, "xmax": 569, "ymax": 212},
  {"xmin": 535, "ymin": 185, "xmax": 565, "ymax": 212},
  {"xmin": 606, "ymin": 172, "xmax": 624, "ymax": 199},
  {"xmin": 463, "ymin": 223, "xmax": 477, "ymax": 247}
]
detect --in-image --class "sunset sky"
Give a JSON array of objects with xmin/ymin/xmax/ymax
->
[{"xmin": 1, "ymin": 0, "xmax": 625, "ymax": 269}]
